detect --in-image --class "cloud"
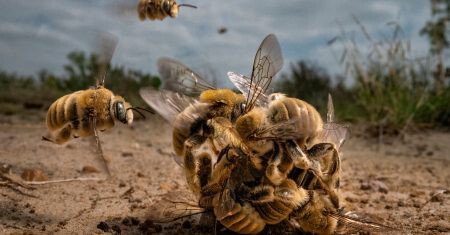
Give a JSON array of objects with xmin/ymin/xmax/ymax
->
[{"xmin": 0, "ymin": 0, "xmax": 432, "ymax": 87}]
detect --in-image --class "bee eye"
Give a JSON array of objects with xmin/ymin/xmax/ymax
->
[
  {"xmin": 115, "ymin": 102, "xmax": 127, "ymax": 123},
  {"xmin": 240, "ymin": 103, "xmax": 246, "ymax": 113},
  {"xmin": 162, "ymin": 0, "xmax": 171, "ymax": 14}
]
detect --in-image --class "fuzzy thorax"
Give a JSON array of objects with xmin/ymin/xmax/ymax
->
[{"xmin": 199, "ymin": 89, "xmax": 245, "ymax": 118}]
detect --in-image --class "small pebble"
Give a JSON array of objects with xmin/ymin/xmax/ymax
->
[{"xmin": 97, "ymin": 221, "xmax": 110, "ymax": 232}]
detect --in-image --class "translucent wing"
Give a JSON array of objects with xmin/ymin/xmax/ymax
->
[
  {"xmin": 96, "ymin": 32, "xmax": 118, "ymax": 87},
  {"xmin": 139, "ymin": 87, "xmax": 206, "ymax": 166},
  {"xmin": 139, "ymin": 87, "xmax": 194, "ymax": 124},
  {"xmin": 333, "ymin": 211, "xmax": 395, "ymax": 234},
  {"xmin": 227, "ymin": 72, "xmax": 269, "ymax": 106},
  {"xmin": 244, "ymin": 34, "xmax": 283, "ymax": 112},
  {"xmin": 157, "ymin": 57, "xmax": 216, "ymax": 96},
  {"xmin": 248, "ymin": 118, "xmax": 306, "ymax": 141},
  {"xmin": 319, "ymin": 94, "xmax": 349, "ymax": 150}
]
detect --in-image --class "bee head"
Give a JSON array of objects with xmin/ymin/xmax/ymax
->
[
  {"xmin": 199, "ymin": 89, "xmax": 245, "ymax": 121},
  {"xmin": 163, "ymin": 0, "xmax": 178, "ymax": 18},
  {"xmin": 112, "ymin": 97, "xmax": 133, "ymax": 125}
]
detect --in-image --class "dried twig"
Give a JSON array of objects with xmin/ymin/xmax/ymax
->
[{"xmin": 25, "ymin": 177, "xmax": 106, "ymax": 185}]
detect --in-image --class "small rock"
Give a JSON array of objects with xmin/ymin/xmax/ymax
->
[
  {"xmin": 29, "ymin": 209, "xmax": 35, "ymax": 214},
  {"xmin": 384, "ymin": 205, "xmax": 393, "ymax": 209},
  {"xmin": 111, "ymin": 224, "xmax": 121, "ymax": 234},
  {"xmin": 119, "ymin": 182, "xmax": 126, "ymax": 187},
  {"xmin": 426, "ymin": 151, "xmax": 434, "ymax": 156},
  {"xmin": 397, "ymin": 201, "xmax": 405, "ymax": 207},
  {"xmin": 360, "ymin": 199, "xmax": 369, "ymax": 204},
  {"xmin": 360, "ymin": 181, "xmax": 371, "ymax": 190},
  {"xmin": 131, "ymin": 217, "xmax": 140, "ymax": 226},
  {"xmin": 122, "ymin": 152, "xmax": 133, "ymax": 158},
  {"xmin": 81, "ymin": 165, "xmax": 100, "ymax": 174},
  {"xmin": 137, "ymin": 172, "xmax": 144, "ymax": 177},
  {"xmin": 21, "ymin": 169, "xmax": 48, "ymax": 181},
  {"xmin": 97, "ymin": 221, "xmax": 110, "ymax": 232},
  {"xmin": 122, "ymin": 217, "xmax": 131, "ymax": 226},
  {"xmin": 159, "ymin": 182, "xmax": 175, "ymax": 191},
  {"xmin": 360, "ymin": 180, "xmax": 389, "ymax": 193}
]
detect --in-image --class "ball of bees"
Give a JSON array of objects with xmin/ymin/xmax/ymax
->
[{"xmin": 140, "ymin": 33, "xmax": 390, "ymax": 234}]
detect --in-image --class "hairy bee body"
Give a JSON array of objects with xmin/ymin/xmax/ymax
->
[
  {"xmin": 213, "ymin": 188, "xmax": 266, "ymax": 234},
  {"xmin": 172, "ymin": 89, "xmax": 245, "ymax": 156},
  {"xmin": 290, "ymin": 190, "xmax": 339, "ymax": 234},
  {"xmin": 46, "ymin": 87, "xmax": 133, "ymax": 144},
  {"xmin": 137, "ymin": 0, "xmax": 195, "ymax": 21}
]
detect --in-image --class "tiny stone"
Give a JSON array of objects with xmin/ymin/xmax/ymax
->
[
  {"xmin": 360, "ymin": 181, "xmax": 371, "ymax": 190},
  {"xmin": 131, "ymin": 217, "xmax": 140, "ymax": 226},
  {"xmin": 385, "ymin": 205, "xmax": 393, "ymax": 209},
  {"xmin": 137, "ymin": 172, "xmax": 144, "ymax": 177},
  {"xmin": 397, "ymin": 201, "xmax": 405, "ymax": 207},
  {"xmin": 119, "ymin": 182, "xmax": 126, "ymax": 187},
  {"xmin": 29, "ymin": 209, "xmax": 35, "ymax": 214},
  {"xmin": 122, "ymin": 218, "xmax": 131, "ymax": 226},
  {"xmin": 111, "ymin": 224, "xmax": 121, "ymax": 234},
  {"xmin": 97, "ymin": 221, "xmax": 110, "ymax": 232}
]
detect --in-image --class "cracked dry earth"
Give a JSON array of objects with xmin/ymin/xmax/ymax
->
[{"xmin": 0, "ymin": 114, "xmax": 449, "ymax": 234}]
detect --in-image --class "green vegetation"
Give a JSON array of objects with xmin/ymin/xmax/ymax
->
[
  {"xmin": 0, "ymin": 51, "xmax": 160, "ymax": 117},
  {"xmin": 277, "ymin": 20, "xmax": 450, "ymax": 133}
]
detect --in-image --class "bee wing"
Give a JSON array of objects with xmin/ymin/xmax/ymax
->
[
  {"xmin": 318, "ymin": 94, "xmax": 349, "ymax": 150},
  {"xmin": 243, "ymin": 34, "xmax": 283, "ymax": 112},
  {"xmin": 96, "ymin": 32, "xmax": 118, "ymax": 87},
  {"xmin": 157, "ymin": 57, "xmax": 216, "ymax": 96},
  {"xmin": 227, "ymin": 72, "xmax": 269, "ymax": 106},
  {"xmin": 249, "ymin": 118, "xmax": 306, "ymax": 141},
  {"xmin": 139, "ymin": 87, "xmax": 194, "ymax": 124},
  {"xmin": 332, "ymin": 211, "xmax": 396, "ymax": 234}
]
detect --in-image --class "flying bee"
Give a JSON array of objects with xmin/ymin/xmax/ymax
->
[
  {"xmin": 43, "ymin": 33, "xmax": 152, "ymax": 176},
  {"xmin": 137, "ymin": 0, "xmax": 197, "ymax": 21},
  {"xmin": 140, "ymin": 34, "xmax": 284, "ymax": 196}
]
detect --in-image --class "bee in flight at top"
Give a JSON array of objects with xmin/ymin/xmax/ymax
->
[{"xmin": 137, "ymin": 0, "xmax": 197, "ymax": 21}]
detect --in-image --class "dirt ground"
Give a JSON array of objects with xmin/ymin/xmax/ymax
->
[{"xmin": 0, "ymin": 114, "xmax": 449, "ymax": 234}]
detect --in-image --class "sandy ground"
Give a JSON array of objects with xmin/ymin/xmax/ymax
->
[{"xmin": 0, "ymin": 114, "xmax": 449, "ymax": 234}]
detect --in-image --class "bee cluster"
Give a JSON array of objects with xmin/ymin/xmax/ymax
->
[{"xmin": 139, "ymin": 34, "xmax": 373, "ymax": 234}]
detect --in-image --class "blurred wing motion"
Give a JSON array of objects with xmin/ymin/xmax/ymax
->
[
  {"xmin": 229, "ymin": 34, "xmax": 283, "ymax": 112},
  {"xmin": 319, "ymin": 94, "xmax": 349, "ymax": 150},
  {"xmin": 333, "ymin": 211, "xmax": 395, "ymax": 234},
  {"xmin": 157, "ymin": 57, "xmax": 216, "ymax": 96},
  {"xmin": 96, "ymin": 32, "xmax": 118, "ymax": 87}
]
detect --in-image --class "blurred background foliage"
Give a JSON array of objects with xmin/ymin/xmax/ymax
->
[
  {"xmin": 0, "ymin": 51, "xmax": 160, "ymax": 117},
  {"xmin": 0, "ymin": 0, "xmax": 449, "ymax": 134}
]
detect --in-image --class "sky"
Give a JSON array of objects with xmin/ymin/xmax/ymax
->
[{"xmin": 0, "ymin": 0, "xmax": 432, "ymax": 87}]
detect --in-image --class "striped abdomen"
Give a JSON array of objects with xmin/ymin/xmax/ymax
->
[
  {"xmin": 46, "ymin": 88, "xmax": 114, "ymax": 144},
  {"xmin": 267, "ymin": 97, "xmax": 323, "ymax": 147},
  {"xmin": 213, "ymin": 189, "xmax": 266, "ymax": 234}
]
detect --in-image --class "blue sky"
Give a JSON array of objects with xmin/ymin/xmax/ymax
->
[{"xmin": 0, "ymin": 0, "xmax": 432, "ymax": 87}]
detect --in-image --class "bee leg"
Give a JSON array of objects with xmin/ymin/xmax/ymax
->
[
  {"xmin": 238, "ymin": 184, "xmax": 275, "ymax": 204},
  {"xmin": 183, "ymin": 134, "xmax": 209, "ymax": 196},
  {"xmin": 265, "ymin": 143, "xmax": 294, "ymax": 185},
  {"xmin": 90, "ymin": 116, "xmax": 111, "ymax": 177}
]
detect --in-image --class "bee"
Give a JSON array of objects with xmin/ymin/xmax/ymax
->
[
  {"xmin": 140, "ymin": 34, "xmax": 283, "ymax": 196},
  {"xmin": 43, "ymin": 33, "xmax": 152, "ymax": 176},
  {"xmin": 137, "ymin": 0, "xmax": 197, "ymax": 21}
]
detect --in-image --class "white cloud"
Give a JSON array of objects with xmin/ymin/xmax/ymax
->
[{"xmin": 0, "ymin": 0, "xmax": 432, "ymax": 87}]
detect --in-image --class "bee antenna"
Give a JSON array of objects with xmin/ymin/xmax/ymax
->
[
  {"xmin": 127, "ymin": 108, "xmax": 146, "ymax": 119},
  {"xmin": 134, "ymin": 106, "xmax": 155, "ymax": 114},
  {"xmin": 178, "ymin": 4, "xmax": 197, "ymax": 9}
]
